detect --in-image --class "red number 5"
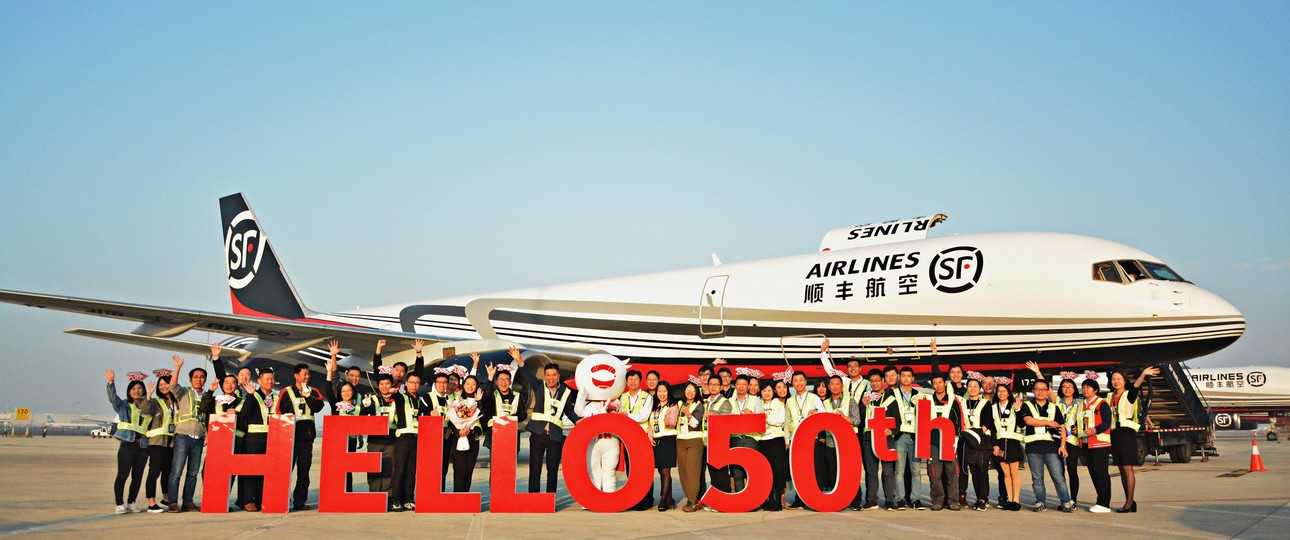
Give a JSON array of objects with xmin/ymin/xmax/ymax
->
[{"xmin": 701, "ymin": 413, "xmax": 771, "ymax": 512}]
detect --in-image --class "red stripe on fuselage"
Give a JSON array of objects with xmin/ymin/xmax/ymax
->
[{"xmin": 228, "ymin": 291, "xmax": 364, "ymax": 328}]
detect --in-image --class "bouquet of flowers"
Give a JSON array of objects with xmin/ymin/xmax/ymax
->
[
  {"xmin": 446, "ymin": 397, "xmax": 481, "ymax": 451},
  {"xmin": 335, "ymin": 402, "xmax": 355, "ymax": 414},
  {"xmin": 216, "ymin": 394, "xmax": 236, "ymax": 406},
  {"xmin": 866, "ymin": 392, "xmax": 883, "ymax": 405},
  {"xmin": 603, "ymin": 398, "xmax": 622, "ymax": 414}
]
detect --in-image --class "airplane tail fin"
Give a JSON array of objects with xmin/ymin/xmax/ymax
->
[
  {"xmin": 46, "ymin": 415, "xmax": 54, "ymax": 424},
  {"xmin": 220, "ymin": 193, "xmax": 313, "ymax": 320}
]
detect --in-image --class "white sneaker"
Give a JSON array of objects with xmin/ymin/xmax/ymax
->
[
  {"xmin": 126, "ymin": 503, "xmax": 141, "ymax": 513},
  {"xmin": 1089, "ymin": 504, "xmax": 1112, "ymax": 513},
  {"xmin": 114, "ymin": 505, "xmax": 129, "ymax": 515}
]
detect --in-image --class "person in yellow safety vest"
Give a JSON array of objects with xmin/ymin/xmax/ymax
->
[
  {"xmin": 324, "ymin": 341, "xmax": 363, "ymax": 493},
  {"xmin": 702, "ymin": 374, "xmax": 736, "ymax": 505},
  {"xmin": 167, "ymin": 350, "xmax": 215, "ymax": 513},
  {"xmin": 824, "ymin": 337, "xmax": 871, "ymax": 511},
  {"xmin": 275, "ymin": 363, "xmax": 325, "ymax": 511},
  {"xmin": 817, "ymin": 375, "xmax": 859, "ymax": 500},
  {"xmin": 1079, "ymin": 378, "xmax": 1114, "ymax": 513},
  {"xmin": 885, "ymin": 366, "xmax": 927, "ymax": 510},
  {"xmin": 649, "ymin": 381, "xmax": 680, "ymax": 511},
  {"xmin": 677, "ymin": 382, "xmax": 709, "ymax": 513},
  {"xmin": 482, "ymin": 347, "xmax": 528, "ymax": 451},
  {"xmin": 621, "ymin": 370, "xmax": 656, "ymax": 510},
  {"xmin": 958, "ymin": 378, "xmax": 995, "ymax": 511},
  {"xmin": 985, "ymin": 382, "xmax": 1024, "ymax": 511},
  {"xmin": 1019, "ymin": 380, "xmax": 1074, "ymax": 513},
  {"xmin": 922, "ymin": 371, "xmax": 964, "ymax": 511},
  {"xmin": 234, "ymin": 368, "xmax": 277, "ymax": 512},
  {"xmin": 725, "ymin": 374, "xmax": 763, "ymax": 496},
  {"xmin": 525, "ymin": 362, "xmax": 581, "ymax": 494},
  {"xmin": 756, "ymin": 382, "xmax": 788, "ymax": 511},
  {"xmin": 140, "ymin": 364, "xmax": 180, "ymax": 513},
  {"xmin": 106, "ymin": 368, "xmax": 152, "ymax": 514},
  {"xmin": 1054, "ymin": 378, "xmax": 1084, "ymax": 508},
  {"xmin": 1108, "ymin": 366, "xmax": 1159, "ymax": 513},
  {"xmin": 784, "ymin": 370, "xmax": 824, "ymax": 509},
  {"xmin": 388, "ymin": 371, "xmax": 427, "ymax": 511},
  {"xmin": 858, "ymin": 368, "xmax": 891, "ymax": 510}
]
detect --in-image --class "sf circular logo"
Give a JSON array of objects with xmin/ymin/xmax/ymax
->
[
  {"xmin": 929, "ymin": 246, "xmax": 984, "ymax": 293},
  {"xmin": 1249, "ymin": 371, "xmax": 1266, "ymax": 387},
  {"xmin": 225, "ymin": 210, "xmax": 264, "ymax": 290},
  {"xmin": 1214, "ymin": 413, "xmax": 1232, "ymax": 428}
]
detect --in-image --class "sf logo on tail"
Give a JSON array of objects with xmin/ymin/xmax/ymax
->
[{"xmin": 225, "ymin": 210, "xmax": 264, "ymax": 290}]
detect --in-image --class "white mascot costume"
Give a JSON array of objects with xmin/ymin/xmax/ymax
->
[{"xmin": 573, "ymin": 354, "xmax": 630, "ymax": 493}]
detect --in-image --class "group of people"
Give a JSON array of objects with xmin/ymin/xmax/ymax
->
[{"xmin": 104, "ymin": 338, "xmax": 1158, "ymax": 515}]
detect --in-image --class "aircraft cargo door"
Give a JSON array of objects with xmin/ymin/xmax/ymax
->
[{"xmin": 699, "ymin": 275, "xmax": 729, "ymax": 338}]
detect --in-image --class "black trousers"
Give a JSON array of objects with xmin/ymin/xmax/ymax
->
[
  {"xmin": 964, "ymin": 450, "xmax": 992, "ymax": 502},
  {"xmin": 238, "ymin": 434, "xmax": 267, "ymax": 506},
  {"xmin": 1082, "ymin": 446, "xmax": 1112, "ymax": 508},
  {"xmin": 528, "ymin": 432, "xmax": 563, "ymax": 493},
  {"xmin": 233, "ymin": 434, "xmax": 247, "ymax": 506},
  {"xmin": 451, "ymin": 436, "xmax": 480, "ymax": 492},
  {"xmin": 815, "ymin": 440, "xmax": 835, "ymax": 492},
  {"xmin": 390, "ymin": 434, "xmax": 418, "ymax": 504},
  {"xmin": 366, "ymin": 438, "xmax": 394, "ymax": 494},
  {"xmin": 290, "ymin": 427, "xmax": 315, "ymax": 507},
  {"xmin": 145, "ymin": 443, "xmax": 173, "ymax": 499},
  {"xmin": 114, "ymin": 440, "xmax": 148, "ymax": 505},
  {"xmin": 1063, "ymin": 442, "xmax": 1081, "ymax": 502},
  {"xmin": 927, "ymin": 456, "xmax": 958, "ymax": 507}
]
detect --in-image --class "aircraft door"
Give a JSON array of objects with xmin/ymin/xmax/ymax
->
[{"xmin": 699, "ymin": 275, "xmax": 729, "ymax": 338}]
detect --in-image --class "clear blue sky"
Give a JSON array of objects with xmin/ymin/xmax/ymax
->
[{"xmin": 1, "ymin": 3, "xmax": 1287, "ymax": 415}]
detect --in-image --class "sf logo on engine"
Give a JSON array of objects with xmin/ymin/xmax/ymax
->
[
  {"xmin": 929, "ymin": 246, "xmax": 984, "ymax": 293},
  {"xmin": 225, "ymin": 210, "xmax": 264, "ymax": 290},
  {"xmin": 1249, "ymin": 371, "xmax": 1266, "ymax": 387}
]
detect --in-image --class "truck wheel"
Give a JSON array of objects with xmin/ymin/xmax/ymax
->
[
  {"xmin": 1270, "ymin": 431, "xmax": 1279, "ymax": 442},
  {"xmin": 1137, "ymin": 437, "xmax": 1148, "ymax": 465},
  {"xmin": 1169, "ymin": 441, "xmax": 1194, "ymax": 463}
]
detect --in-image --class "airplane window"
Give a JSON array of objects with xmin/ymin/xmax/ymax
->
[
  {"xmin": 1140, "ymin": 261, "xmax": 1186, "ymax": 282},
  {"xmin": 1117, "ymin": 260, "xmax": 1148, "ymax": 282},
  {"xmin": 1093, "ymin": 261, "xmax": 1123, "ymax": 283}
]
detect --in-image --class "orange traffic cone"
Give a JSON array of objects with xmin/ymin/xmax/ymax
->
[{"xmin": 1249, "ymin": 439, "xmax": 1267, "ymax": 472}]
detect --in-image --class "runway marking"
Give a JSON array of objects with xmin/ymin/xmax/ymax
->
[
  {"xmin": 1232, "ymin": 501, "xmax": 1290, "ymax": 539},
  {"xmin": 1146, "ymin": 497, "xmax": 1290, "ymax": 504},
  {"xmin": 1155, "ymin": 504, "xmax": 1290, "ymax": 521},
  {"xmin": 662, "ymin": 510, "xmax": 722, "ymax": 540},
  {"xmin": 1040, "ymin": 511, "xmax": 1213, "ymax": 539},
  {"xmin": 0, "ymin": 513, "xmax": 116, "ymax": 537},
  {"xmin": 465, "ymin": 513, "xmax": 486, "ymax": 540}
]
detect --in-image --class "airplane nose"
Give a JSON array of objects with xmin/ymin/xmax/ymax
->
[{"xmin": 1191, "ymin": 288, "xmax": 1245, "ymax": 327}]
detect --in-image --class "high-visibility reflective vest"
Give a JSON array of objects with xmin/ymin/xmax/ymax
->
[
  {"xmin": 1081, "ymin": 396, "xmax": 1111, "ymax": 448},
  {"xmin": 677, "ymin": 402, "xmax": 705, "ymax": 440},
  {"xmin": 893, "ymin": 389, "xmax": 918, "ymax": 434},
  {"xmin": 993, "ymin": 403, "xmax": 1023, "ymax": 441},
  {"xmin": 822, "ymin": 395, "xmax": 856, "ymax": 433},
  {"xmin": 651, "ymin": 404, "xmax": 678, "ymax": 438},
  {"xmin": 762, "ymin": 399, "xmax": 786, "ymax": 439},
  {"xmin": 964, "ymin": 398, "xmax": 988, "ymax": 430},
  {"xmin": 283, "ymin": 386, "xmax": 315, "ymax": 420},
  {"xmin": 175, "ymin": 390, "xmax": 205, "ymax": 427},
  {"xmin": 624, "ymin": 391, "xmax": 651, "ymax": 432},
  {"xmin": 1111, "ymin": 391, "xmax": 1140, "ymax": 431},
  {"xmin": 530, "ymin": 387, "xmax": 571, "ymax": 428},
  {"xmin": 145, "ymin": 396, "xmax": 176, "ymax": 439},
  {"xmin": 1057, "ymin": 398, "xmax": 1082, "ymax": 446},
  {"xmin": 489, "ymin": 391, "xmax": 520, "ymax": 427},
  {"xmin": 116, "ymin": 403, "xmax": 150, "ymax": 435},
  {"xmin": 395, "ymin": 395, "xmax": 420, "ymax": 436},
  {"xmin": 928, "ymin": 394, "xmax": 957, "ymax": 420},
  {"xmin": 846, "ymin": 378, "xmax": 870, "ymax": 406},
  {"xmin": 703, "ymin": 396, "xmax": 731, "ymax": 434},
  {"xmin": 370, "ymin": 396, "xmax": 397, "ymax": 431},
  {"xmin": 238, "ymin": 391, "xmax": 271, "ymax": 434},
  {"xmin": 1023, "ymin": 401, "xmax": 1060, "ymax": 444},
  {"xmin": 786, "ymin": 392, "xmax": 820, "ymax": 430}
]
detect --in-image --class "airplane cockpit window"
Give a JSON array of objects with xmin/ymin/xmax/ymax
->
[
  {"xmin": 1096, "ymin": 260, "xmax": 1188, "ymax": 284},
  {"xmin": 1093, "ymin": 261, "xmax": 1123, "ymax": 283},
  {"xmin": 1117, "ymin": 260, "xmax": 1148, "ymax": 282},
  {"xmin": 1140, "ymin": 261, "xmax": 1187, "ymax": 282}
]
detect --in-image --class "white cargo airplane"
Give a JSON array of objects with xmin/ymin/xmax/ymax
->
[
  {"xmin": 1189, "ymin": 366, "xmax": 1290, "ymax": 429},
  {"xmin": 0, "ymin": 193, "xmax": 1246, "ymax": 385}
]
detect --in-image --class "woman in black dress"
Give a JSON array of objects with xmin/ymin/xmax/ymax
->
[
  {"xmin": 1109, "ymin": 366, "xmax": 1159, "ymax": 513},
  {"xmin": 985, "ymin": 383, "xmax": 1024, "ymax": 511},
  {"xmin": 649, "ymin": 381, "xmax": 678, "ymax": 511}
]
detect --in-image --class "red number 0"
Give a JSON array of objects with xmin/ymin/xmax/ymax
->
[{"xmin": 701, "ymin": 413, "xmax": 771, "ymax": 512}]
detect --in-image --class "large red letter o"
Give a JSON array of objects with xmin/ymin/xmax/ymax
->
[{"xmin": 562, "ymin": 413, "xmax": 655, "ymax": 512}]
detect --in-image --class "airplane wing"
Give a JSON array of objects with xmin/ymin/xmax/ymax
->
[{"xmin": 0, "ymin": 288, "xmax": 454, "ymax": 354}]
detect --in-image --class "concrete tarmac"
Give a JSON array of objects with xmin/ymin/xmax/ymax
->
[{"xmin": 0, "ymin": 432, "xmax": 1286, "ymax": 539}]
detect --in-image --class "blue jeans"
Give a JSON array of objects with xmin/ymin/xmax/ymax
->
[
  {"xmin": 1026, "ymin": 451, "xmax": 1071, "ymax": 506},
  {"xmin": 169, "ymin": 435, "xmax": 205, "ymax": 505},
  {"xmin": 894, "ymin": 434, "xmax": 924, "ymax": 502}
]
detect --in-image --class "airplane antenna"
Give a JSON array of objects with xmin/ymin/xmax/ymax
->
[{"xmin": 711, "ymin": 253, "xmax": 722, "ymax": 266}]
